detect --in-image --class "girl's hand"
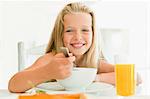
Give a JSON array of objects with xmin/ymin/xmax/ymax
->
[
  {"xmin": 49, "ymin": 53, "xmax": 75, "ymax": 79},
  {"xmin": 33, "ymin": 52, "xmax": 75, "ymax": 80}
]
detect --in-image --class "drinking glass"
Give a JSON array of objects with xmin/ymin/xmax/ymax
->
[{"xmin": 115, "ymin": 55, "xmax": 135, "ymax": 96}]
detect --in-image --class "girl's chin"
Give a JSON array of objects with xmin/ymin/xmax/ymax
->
[
  {"xmin": 73, "ymin": 53, "xmax": 84, "ymax": 56},
  {"xmin": 71, "ymin": 50, "xmax": 86, "ymax": 56}
]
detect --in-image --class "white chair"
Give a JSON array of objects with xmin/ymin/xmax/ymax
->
[
  {"xmin": 100, "ymin": 28, "xmax": 130, "ymax": 63},
  {"xmin": 18, "ymin": 41, "xmax": 47, "ymax": 71}
]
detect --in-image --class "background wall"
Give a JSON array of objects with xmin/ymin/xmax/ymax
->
[
  {"xmin": 0, "ymin": 0, "xmax": 150, "ymax": 94},
  {"xmin": 0, "ymin": 1, "xmax": 66, "ymax": 88}
]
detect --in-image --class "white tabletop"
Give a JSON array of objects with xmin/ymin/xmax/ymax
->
[
  {"xmin": 0, "ymin": 88, "xmax": 150, "ymax": 99},
  {"xmin": 0, "ymin": 81, "xmax": 149, "ymax": 99}
]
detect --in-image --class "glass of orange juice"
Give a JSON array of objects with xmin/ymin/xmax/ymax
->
[{"xmin": 114, "ymin": 55, "xmax": 135, "ymax": 96}]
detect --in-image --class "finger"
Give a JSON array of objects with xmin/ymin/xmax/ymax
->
[
  {"xmin": 68, "ymin": 53, "xmax": 73, "ymax": 56},
  {"xmin": 61, "ymin": 72, "xmax": 71, "ymax": 79},
  {"xmin": 65, "ymin": 64, "xmax": 73, "ymax": 70},
  {"xmin": 68, "ymin": 56, "xmax": 75, "ymax": 62},
  {"xmin": 55, "ymin": 53, "xmax": 65, "ymax": 58}
]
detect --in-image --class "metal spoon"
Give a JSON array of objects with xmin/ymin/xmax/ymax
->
[{"xmin": 59, "ymin": 47, "xmax": 76, "ymax": 68}]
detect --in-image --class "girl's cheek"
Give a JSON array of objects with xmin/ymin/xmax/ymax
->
[{"xmin": 63, "ymin": 37, "xmax": 71, "ymax": 46}]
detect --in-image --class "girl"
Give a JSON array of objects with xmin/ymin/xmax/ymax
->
[{"xmin": 8, "ymin": 2, "xmax": 122, "ymax": 93}]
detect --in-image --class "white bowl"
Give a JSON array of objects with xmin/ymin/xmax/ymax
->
[{"xmin": 57, "ymin": 67, "xmax": 97, "ymax": 91}]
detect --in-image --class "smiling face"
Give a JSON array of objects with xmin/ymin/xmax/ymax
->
[{"xmin": 63, "ymin": 12, "xmax": 93, "ymax": 58}]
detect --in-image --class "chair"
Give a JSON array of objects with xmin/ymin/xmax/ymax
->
[
  {"xmin": 18, "ymin": 41, "xmax": 47, "ymax": 71},
  {"xmin": 100, "ymin": 28, "xmax": 129, "ymax": 63}
]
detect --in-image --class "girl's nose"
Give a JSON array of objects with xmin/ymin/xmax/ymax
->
[{"xmin": 74, "ymin": 30, "xmax": 82, "ymax": 40}]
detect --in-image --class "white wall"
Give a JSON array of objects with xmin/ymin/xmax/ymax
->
[
  {"xmin": 95, "ymin": 1, "xmax": 148, "ymax": 69},
  {"xmin": 0, "ymin": 1, "xmax": 150, "ymax": 94},
  {"xmin": 0, "ymin": 1, "xmax": 67, "ymax": 89}
]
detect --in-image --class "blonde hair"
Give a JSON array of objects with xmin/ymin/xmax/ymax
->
[{"xmin": 46, "ymin": 2, "xmax": 99, "ymax": 68}]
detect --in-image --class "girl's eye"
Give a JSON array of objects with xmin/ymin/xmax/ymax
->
[
  {"xmin": 66, "ymin": 29, "xmax": 73, "ymax": 32},
  {"xmin": 82, "ymin": 29, "xmax": 89, "ymax": 32},
  {"xmin": 66, "ymin": 30, "xmax": 71, "ymax": 32}
]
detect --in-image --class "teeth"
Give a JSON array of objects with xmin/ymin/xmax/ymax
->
[{"xmin": 72, "ymin": 44, "xmax": 83, "ymax": 48}]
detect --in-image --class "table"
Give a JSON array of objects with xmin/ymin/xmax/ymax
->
[{"xmin": 1, "ymin": 89, "xmax": 150, "ymax": 99}]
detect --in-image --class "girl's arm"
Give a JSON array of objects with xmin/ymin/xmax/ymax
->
[
  {"xmin": 8, "ymin": 53, "xmax": 75, "ymax": 93},
  {"xmin": 95, "ymin": 60, "xmax": 142, "ymax": 85},
  {"xmin": 95, "ymin": 60, "xmax": 115, "ymax": 85},
  {"xmin": 99, "ymin": 60, "xmax": 114, "ymax": 73},
  {"xmin": 95, "ymin": 72, "xmax": 115, "ymax": 85},
  {"xmin": 8, "ymin": 64, "xmax": 51, "ymax": 93},
  {"xmin": 8, "ymin": 54, "xmax": 56, "ymax": 93}
]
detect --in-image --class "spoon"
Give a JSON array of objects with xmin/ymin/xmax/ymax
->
[{"xmin": 59, "ymin": 47, "xmax": 76, "ymax": 68}]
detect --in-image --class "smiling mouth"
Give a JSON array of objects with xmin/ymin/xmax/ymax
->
[{"xmin": 71, "ymin": 43, "xmax": 85, "ymax": 48}]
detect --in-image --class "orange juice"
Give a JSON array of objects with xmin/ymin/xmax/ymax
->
[{"xmin": 115, "ymin": 64, "xmax": 135, "ymax": 96}]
